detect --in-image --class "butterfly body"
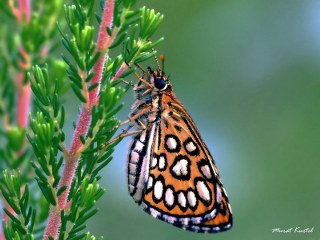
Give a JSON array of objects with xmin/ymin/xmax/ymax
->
[{"xmin": 127, "ymin": 68, "xmax": 232, "ymax": 233}]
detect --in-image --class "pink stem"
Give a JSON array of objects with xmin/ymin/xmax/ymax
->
[
  {"xmin": 18, "ymin": 0, "xmax": 31, "ymax": 22},
  {"xmin": 0, "ymin": 1, "xmax": 31, "ymax": 240},
  {"xmin": 113, "ymin": 63, "xmax": 128, "ymax": 81},
  {"xmin": 0, "ymin": 202, "xmax": 11, "ymax": 240},
  {"xmin": 16, "ymin": 74, "xmax": 32, "ymax": 128},
  {"xmin": 43, "ymin": 0, "xmax": 115, "ymax": 239}
]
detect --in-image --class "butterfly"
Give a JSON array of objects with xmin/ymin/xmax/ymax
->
[{"xmin": 126, "ymin": 56, "xmax": 232, "ymax": 233}]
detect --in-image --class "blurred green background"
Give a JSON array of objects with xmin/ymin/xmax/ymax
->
[{"xmin": 64, "ymin": 0, "xmax": 320, "ymax": 239}]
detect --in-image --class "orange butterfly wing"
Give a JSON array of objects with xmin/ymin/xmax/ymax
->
[
  {"xmin": 185, "ymin": 187, "xmax": 233, "ymax": 232},
  {"xmin": 141, "ymin": 95, "xmax": 232, "ymax": 232}
]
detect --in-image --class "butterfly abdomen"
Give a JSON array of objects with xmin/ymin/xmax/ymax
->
[{"xmin": 131, "ymin": 94, "xmax": 162, "ymax": 125}]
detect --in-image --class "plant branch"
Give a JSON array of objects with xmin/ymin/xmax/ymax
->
[
  {"xmin": 16, "ymin": 73, "xmax": 32, "ymax": 128},
  {"xmin": 43, "ymin": 1, "xmax": 115, "ymax": 239},
  {"xmin": 18, "ymin": 0, "xmax": 31, "ymax": 22},
  {"xmin": 15, "ymin": 0, "xmax": 32, "ymax": 129},
  {"xmin": 0, "ymin": 1, "xmax": 31, "ymax": 239},
  {"xmin": 113, "ymin": 62, "xmax": 128, "ymax": 81},
  {"xmin": 88, "ymin": 1, "xmax": 115, "ymax": 106},
  {"xmin": 16, "ymin": 0, "xmax": 31, "ymax": 128}
]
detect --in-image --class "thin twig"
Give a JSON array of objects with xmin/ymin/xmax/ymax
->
[{"xmin": 112, "ymin": 62, "xmax": 128, "ymax": 82}]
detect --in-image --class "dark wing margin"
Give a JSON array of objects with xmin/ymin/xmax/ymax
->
[{"xmin": 182, "ymin": 184, "xmax": 233, "ymax": 233}]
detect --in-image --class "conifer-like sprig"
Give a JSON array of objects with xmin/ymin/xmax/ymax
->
[{"xmin": 0, "ymin": 1, "xmax": 64, "ymax": 239}]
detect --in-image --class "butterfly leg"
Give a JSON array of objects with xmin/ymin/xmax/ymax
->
[
  {"xmin": 105, "ymin": 124, "xmax": 144, "ymax": 146},
  {"xmin": 112, "ymin": 105, "xmax": 152, "ymax": 130},
  {"xmin": 135, "ymin": 119, "xmax": 147, "ymax": 130},
  {"xmin": 120, "ymin": 78, "xmax": 133, "ymax": 86},
  {"xmin": 134, "ymin": 72, "xmax": 153, "ymax": 89},
  {"xmin": 134, "ymin": 62, "xmax": 147, "ymax": 75},
  {"xmin": 124, "ymin": 51, "xmax": 147, "ymax": 76},
  {"xmin": 141, "ymin": 88, "xmax": 153, "ymax": 96},
  {"xmin": 124, "ymin": 60, "xmax": 154, "ymax": 89}
]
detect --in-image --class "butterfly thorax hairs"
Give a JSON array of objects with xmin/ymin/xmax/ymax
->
[{"xmin": 131, "ymin": 67, "xmax": 175, "ymax": 125}]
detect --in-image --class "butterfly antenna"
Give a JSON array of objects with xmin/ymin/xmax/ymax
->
[
  {"xmin": 160, "ymin": 54, "xmax": 165, "ymax": 73},
  {"xmin": 151, "ymin": 47, "xmax": 161, "ymax": 70}
]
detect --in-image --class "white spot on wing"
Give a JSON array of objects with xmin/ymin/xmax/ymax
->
[
  {"xmin": 133, "ymin": 187, "xmax": 143, "ymax": 201},
  {"xmin": 139, "ymin": 130, "xmax": 147, "ymax": 143},
  {"xmin": 191, "ymin": 225, "xmax": 200, "ymax": 232},
  {"xmin": 179, "ymin": 218, "xmax": 189, "ymax": 225},
  {"xmin": 216, "ymin": 185, "xmax": 222, "ymax": 203},
  {"xmin": 172, "ymin": 159, "xmax": 189, "ymax": 176},
  {"xmin": 165, "ymin": 188, "xmax": 174, "ymax": 207},
  {"xmin": 178, "ymin": 192, "xmax": 187, "ymax": 208},
  {"xmin": 134, "ymin": 141, "xmax": 144, "ymax": 152},
  {"xmin": 187, "ymin": 190, "xmax": 197, "ymax": 207},
  {"xmin": 225, "ymin": 223, "xmax": 232, "ymax": 229},
  {"xmin": 212, "ymin": 226, "xmax": 221, "ymax": 232},
  {"xmin": 158, "ymin": 155, "xmax": 166, "ymax": 170},
  {"xmin": 202, "ymin": 227, "xmax": 211, "ymax": 232},
  {"xmin": 192, "ymin": 217, "xmax": 202, "ymax": 224},
  {"xmin": 200, "ymin": 165, "xmax": 212, "ymax": 179},
  {"xmin": 196, "ymin": 180, "xmax": 211, "ymax": 202},
  {"xmin": 166, "ymin": 137, "xmax": 177, "ymax": 150},
  {"xmin": 128, "ymin": 175, "xmax": 135, "ymax": 184},
  {"xmin": 149, "ymin": 208, "xmax": 160, "ymax": 218},
  {"xmin": 186, "ymin": 140, "xmax": 196, "ymax": 152},
  {"xmin": 129, "ymin": 163, "xmax": 137, "ymax": 174},
  {"xmin": 130, "ymin": 151, "xmax": 140, "ymax": 163},
  {"xmin": 151, "ymin": 156, "xmax": 157, "ymax": 168},
  {"xmin": 129, "ymin": 185, "xmax": 135, "ymax": 193},
  {"xmin": 163, "ymin": 214, "xmax": 176, "ymax": 224},
  {"xmin": 147, "ymin": 176, "xmax": 154, "ymax": 190},
  {"xmin": 153, "ymin": 180, "xmax": 163, "ymax": 200}
]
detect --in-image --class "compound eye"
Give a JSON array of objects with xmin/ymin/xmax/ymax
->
[{"xmin": 154, "ymin": 77, "xmax": 167, "ymax": 90}]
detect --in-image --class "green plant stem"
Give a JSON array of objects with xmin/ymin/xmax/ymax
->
[{"xmin": 43, "ymin": 1, "xmax": 115, "ymax": 239}]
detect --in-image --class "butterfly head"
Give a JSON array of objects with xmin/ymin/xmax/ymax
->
[
  {"xmin": 133, "ymin": 54, "xmax": 174, "ymax": 99},
  {"xmin": 147, "ymin": 67, "xmax": 171, "ymax": 92}
]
